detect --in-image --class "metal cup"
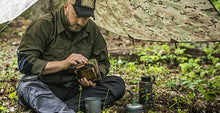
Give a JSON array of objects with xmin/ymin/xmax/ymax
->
[
  {"xmin": 126, "ymin": 104, "xmax": 143, "ymax": 113},
  {"xmin": 85, "ymin": 97, "xmax": 101, "ymax": 113}
]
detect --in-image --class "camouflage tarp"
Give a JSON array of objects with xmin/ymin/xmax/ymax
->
[{"xmin": 95, "ymin": 0, "xmax": 220, "ymax": 42}]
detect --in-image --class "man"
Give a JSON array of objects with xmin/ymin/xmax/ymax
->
[{"xmin": 17, "ymin": 0, "xmax": 125, "ymax": 112}]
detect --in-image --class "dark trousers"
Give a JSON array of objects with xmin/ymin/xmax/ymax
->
[{"xmin": 17, "ymin": 76, "xmax": 125, "ymax": 113}]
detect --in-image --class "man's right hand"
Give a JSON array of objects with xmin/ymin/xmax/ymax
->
[
  {"xmin": 42, "ymin": 53, "xmax": 88, "ymax": 75},
  {"xmin": 61, "ymin": 53, "xmax": 88, "ymax": 70}
]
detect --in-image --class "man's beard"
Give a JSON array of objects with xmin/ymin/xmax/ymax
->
[
  {"xmin": 66, "ymin": 12, "xmax": 83, "ymax": 32},
  {"xmin": 68, "ymin": 24, "xmax": 82, "ymax": 32}
]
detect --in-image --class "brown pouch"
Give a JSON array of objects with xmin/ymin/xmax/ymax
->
[{"xmin": 74, "ymin": 59, "xmax": 101, "ymax": 82}]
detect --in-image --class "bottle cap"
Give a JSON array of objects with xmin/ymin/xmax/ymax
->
[{"xmin": 141, "ymin": 76, "xmax": 151, "ymax": 82}]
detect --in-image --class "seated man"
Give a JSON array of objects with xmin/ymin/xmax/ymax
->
[{"xmin": 16, "ymin": 0, "xmax": 125, "ymax": 112}]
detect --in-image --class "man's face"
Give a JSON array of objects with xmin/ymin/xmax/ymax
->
[{"xmin": 64, "ymin": 2, "xmax": 90, "ymax": 32}]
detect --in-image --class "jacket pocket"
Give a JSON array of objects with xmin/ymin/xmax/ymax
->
[
  {"xmin": 43, "ymin": 46, "xmax": 66, "ymax": 61},
  {"xmin": 76, "ymin": 45, "xmax": 92, "ymax": 59}
]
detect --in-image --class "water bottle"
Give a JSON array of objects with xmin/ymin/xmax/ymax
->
[{"xmin": 139, "ymin": 76, "xmax": 155, "ymax": 105}]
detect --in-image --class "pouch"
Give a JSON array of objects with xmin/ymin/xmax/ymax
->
[{"xmin": 74, "ymin": 59, "xmax": 101, "ymax": 82}]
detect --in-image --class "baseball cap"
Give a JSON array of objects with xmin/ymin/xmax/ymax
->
[{"xmin": 72, "ymin": 0, "xmax": 96, "ymax": 19}]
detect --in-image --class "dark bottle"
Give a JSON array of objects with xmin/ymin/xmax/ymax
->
[{"xmin": 139, "ymin": 76, "xmax": 154, "ymax": 105}]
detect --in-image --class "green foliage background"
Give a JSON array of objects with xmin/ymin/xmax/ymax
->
[{"xmin": 109, "ymin": 42, "xmax": 220, "ymax": 112}]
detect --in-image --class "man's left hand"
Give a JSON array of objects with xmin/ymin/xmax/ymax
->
[{"xmin": 78, "ymin": 77, "xmax": 96, "ymax": 87}]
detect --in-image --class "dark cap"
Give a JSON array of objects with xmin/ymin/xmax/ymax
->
[{"xmin": 72, "ymin": 0, "xmax": 96, "ymax": 19}]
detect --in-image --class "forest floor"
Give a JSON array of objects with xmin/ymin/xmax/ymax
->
[{"xmin": 0, "ymin": 19, "xmax": 219, "ymax": 113}]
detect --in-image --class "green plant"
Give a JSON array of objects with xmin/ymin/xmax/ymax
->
[
  {"xmin": 8, "ymin": 92, "xmax": 18, "ymax": 100},
  {"xmin": 78, "ymin": 85, "xmax": 83, "ymax": 113},
  {"xmin": 0, "ymin": 106, "xmax": 8, "ymax": 113},
  {"xmin": 204, "ymin": 91, "xmax": 217, "ymax": 101},
  {"xmin": 169, "ymin": 96, "xmax": 191, "ymax": 109}
]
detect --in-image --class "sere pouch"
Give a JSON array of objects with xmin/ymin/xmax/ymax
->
[{"xmin": 74, "ymin": 59, "xmax": 101, "ymax": 82}]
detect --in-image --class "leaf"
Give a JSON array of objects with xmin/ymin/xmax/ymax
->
[
  {"xmin": 18, "ymin": 32, "xmax": 23, "ymax": 36},
  {"xmin": 188, "ymin": 83, "xmax": 195, "ymax": 90},
  {"xmin": 188, "ymin": 92, "xmax": 195, "ymax": 99},
  {"xmin": 79, "ymin": 85, "xmax": 82, "ymax": 91},
  {"xmin": 174, "ymin": 48, "xmax": 185, "ymax": 55},
  {"xmin": 117, "ymin": 59, "xmax": 123, "ymax": 65},
  {"xmin": 198, "ymin": 85, "xmax": 205, "ymax": 94},
  {"xmin": 129, "ymin": 79, "xmax": 138, "ymax": 84},
  {"xmin": 180, "ymin": 80, "xmax": 190, "ymax": 86},
  {"xmin": 200, "ymin": 71, "xmax": 208, "ymax": 78},
  {"xmin": 174, "ymin": 97, "xmax": 178, "ymax": 103},
  {"xmin": 8, "ymin": 92, "xmax": 17, "ymax": 100},
  {"xmin": 0, "ymin": 106, "xmax": 8, "ymax": 112},
  {"xmin": 205, "ymin": 92, "xmax": 217, "ymax": 101}
]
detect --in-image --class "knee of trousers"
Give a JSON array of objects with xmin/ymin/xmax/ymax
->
[
  {"xmin": 101, "ymin": 76, "xmax": 125, "ymax": 100},
  {"xmin": 17, "ymin": 80, "xmax": 74, "ymax": 112},
  {"xmin": 17, "ymin": 80, "xmax": 52, "ymax": 107}
]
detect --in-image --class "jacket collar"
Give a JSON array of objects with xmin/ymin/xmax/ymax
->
[{"xmin": 56, "ymin": 7, "xmax": 89, "ymax": 41}]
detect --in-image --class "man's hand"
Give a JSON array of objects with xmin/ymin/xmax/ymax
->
[
  {"xmin": 62, "ymin": 53, "xmax": 88, "ymax": 70},
  {"xmin": 78, "ymin": 77, "xmax": 96, "ymax": 87},
  {"xmin": 42, "ymin": 53, "xmax": 87, "ymax": 75}
]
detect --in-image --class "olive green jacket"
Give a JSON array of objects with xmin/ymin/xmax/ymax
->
[{"xmin": 17, "ymin": 7, "xmax": 110, "ymax": 86}]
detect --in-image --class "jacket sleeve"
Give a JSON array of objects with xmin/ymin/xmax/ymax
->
[
  {"xmin": 17, "ymin": 19, "xmax": 51, "ymax": 76},
  {"xmin": 90, "ymin": 22, "xmax": 110, "ymax": 76}
]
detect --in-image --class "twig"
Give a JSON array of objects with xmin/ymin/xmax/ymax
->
[
  {"xmin": 103, "ymin": 88, "xmax": 110, "ymax": 110},
  {"xmin": 78, "ymin": 85, "xmax": 83, "ymax": 112},
  {"xmin": 0, "ymin": 21, "xmax": 13, "ymax": 33}
]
